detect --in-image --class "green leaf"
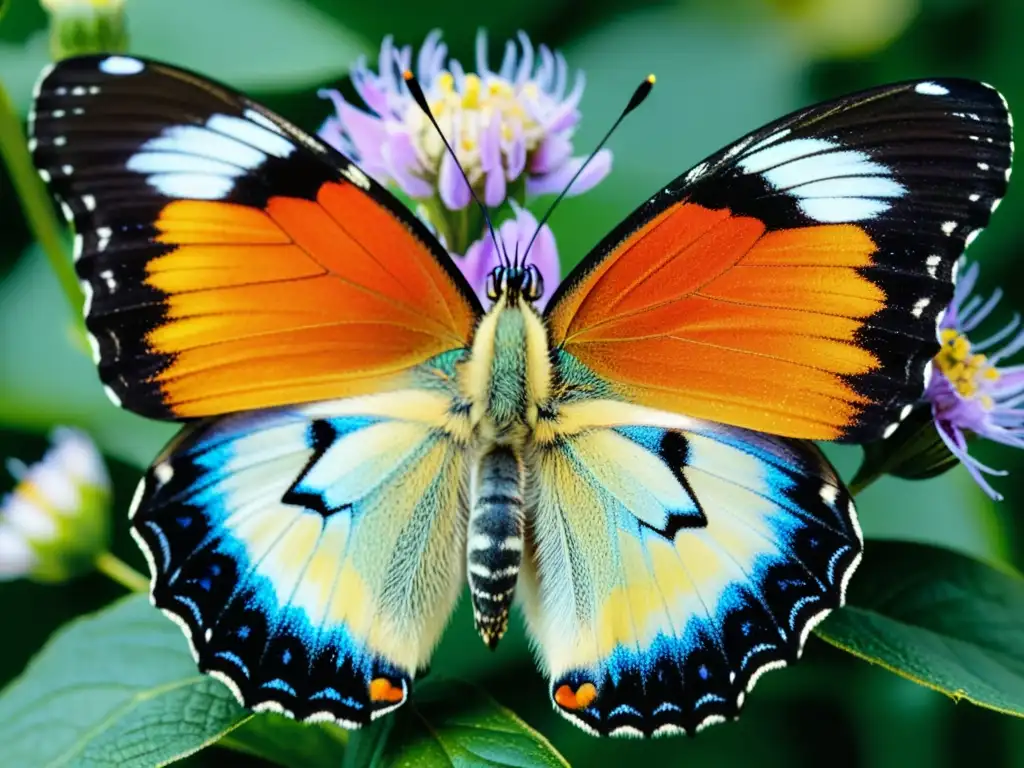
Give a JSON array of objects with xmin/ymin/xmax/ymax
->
[
  {"xmin": 222, "ymin": 713, "xmax": 349, "ymax": 768},
  {"xmin": 0, "ymin": 247, "xmax": 176, "ymax": 468},
  {"xmin": 0, "ymin": 590, "xmax": 359, "ymax": 767},
  {"xmin": 547, "ymin": 6, "xmax": 811, "ymax": 271},
  {"xmin": 127, "ymin": 0, "xmax": 368, "ymax": 91},
  {"xmin": 0, "ymin": 594, "xmax": 248, "ymax": 767},
  {"xmin": 307, "ymin": 0, "xmax": 573, "ymax": 59},
  {"xmin": 0, "ymin": 0, "xmax": 369, "ymax": 113},
  {"xmin": 816, "ymin": 540, "xmax": 1024, "ymax": 718},
  {"xmin": 851, "ymin": 405, "xmax": 959, "ymax": 492},
  {"xmin": 376, "ymin": 678, "xmax": 569, "ymax": 768}
]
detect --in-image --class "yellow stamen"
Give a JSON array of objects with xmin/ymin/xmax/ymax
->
[
  {"xmin": 934, "ymin": 329, "xmax": 1001, "ymax": 406},
  {"xmin": 436, "ymin": 71, "xmax": 455, "ymax": 94},
  {"xmin": 462, "ymin": 73, "xmax": 481, "ymax": 108}
]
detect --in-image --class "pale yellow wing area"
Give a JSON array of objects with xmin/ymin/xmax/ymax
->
[
  {"xmin": 520, "ymin": 404, "xmax": 861, "ymax": 737},
  {"xmin": 130, "ymin": 387, "xmax": 467, "ymax": 728}
]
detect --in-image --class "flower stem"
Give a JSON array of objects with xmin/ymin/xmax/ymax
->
[
  {"xmin": 0, "ymin": 79, "xmax": 80, "ymax": 313},
  {"xmin": 94, "ymin": 551, "xmax": 149, "ymax": 593},
  {"xmin": 848, "ymin": 471, "xmax": 880, "ymax": 497}
]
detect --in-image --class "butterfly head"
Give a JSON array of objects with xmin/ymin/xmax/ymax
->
[{"xmin": 486, "ymin": 263, "xmax": 544, "ymax": 304}]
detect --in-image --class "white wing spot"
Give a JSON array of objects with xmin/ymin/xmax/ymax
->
[
  {"xmin": 739, "ymin": 138, "xmax": 904, "ymax": 223},
  {"xmin": 911, "ymin": 297, "xmax": 930, "ymax": 318},
  {"xmin": 207, "ymin": 114, "xmax": 294, "ymax": 158},
  {"xmin": 882, "ymin": 422, "xmax": 899, "ymax": 439},
  {"xmin": 914, "ymin": 82, "xmax": 949, "ymax": 96},
  {"xmin": 941, "ymin": 221, "xmax": 957, "ymax": 235},
  {"xmin": 684, "ymin": 161, "xmax": 709, "ymax": 184},
  {"xmin": 243, "ymin": 108, "xmax": 287, "ymax": 135},
  {"xmin": 82, "ymin": 194, "xmax": 96, "ymax": 211},
  {"xmin": 923, "ymin": 360, "xmax": 934, "ymax": 389},
  {"xmin": 154, "ymin": 462, "xmax": 174, "ymax": 485},
  {"xmin": 819, "ymin": 483, "xmax": 838, "ymax": 505},
  {"xmin": 61, "ymin": 164, "xmax": 73, "ymax": 175},
  {"xmin": 926, "ymin": 254, "xmax": 942, "ymax": 278},
  {"xmin": 341, "ymin": 164, "xmax": 371, "ymax": 190},
  {"xmin": 71, "ymin": 86, "xmax": 86, "ymax": 96},
  {"xmin": 96, "ymin": 226, "xmax": 112, "ymax": 253},
  {"xmin": 128, "ymin": 479, "xmax": 146, "ymax": 519},
  {"xmin": 99, "ymin": 56, "xmax": 145, "ymax": 75},
  {"xmin": 53, "ymin": 136, "xmax": 66, "ymax": 147},
  {"xmin": 969, "ymin": 193, "xmax": 981, "ymax": 202},
  {"xmin": 103, "ymin": 385, "xmax": 122, "ymax": 408},
  {"xmin": 978, "ymin": 162, "xmax": 990, "ymax": 171}
]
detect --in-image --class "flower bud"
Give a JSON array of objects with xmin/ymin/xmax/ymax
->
[
  {"xmin": 0, "ymin": 427, "xmax": 111, "ymax": 583},
  {"xmin": 39, "ymin": 0, "xmax": 128, "ymax": 60}
]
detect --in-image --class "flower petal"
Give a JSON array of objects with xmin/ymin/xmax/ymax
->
[
  {"xmin": 454, "ymin": 236, "xmax": 501, "ymax": 301},
  {"xmin": 530, "ymin": 133, "xmax": 573, "ymax": 174},
  {"xmin": 320, "ymin": 92, "xmax": 389, "ymax": 173},
  {"xmin": 485, "ymin": 168, "xmax": 507, "ymax": 207},
  {"xmin": 0, "ymin": 526, "xmax": 35, "ymax": 579},
  {"xmin": 3, "ymin": 496, "xmax": 57, "ymax": 540},
  {"xmin": 439, "ymin": 148, "xmax": 472, "ymax": 210},
  {"xmin": 528, "ymin": 224, "xmax": 560, "ymax": 311},
  {"xmin": 480, "ymin": 116, "xmax": 502, "ymax": 172},
  {"xmin": 317, "ymin": 116, "xmax": 350, "ymax": 156},
  {"xmin": 382, "ymin": 133, "xmax": 433, "ymax": 198},
  {"xmin": 505, "ymin": 128, "xmax": 527, "ymax": 181},
  {"xmin": 527, "ymin": 148, "xmax": 612, "ymax": 197}
]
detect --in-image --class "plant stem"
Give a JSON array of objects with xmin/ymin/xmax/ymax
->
[
  {"xmin": 848, "ymin": 471, "xmax": 880, "ymax": 497},
  {"xmin": 0, "ymin": 79, "xmax": 80, "ymax": 313},
  {"xmin": 94, "ymin": 551, "xmax": 149, "ymax": 593}
]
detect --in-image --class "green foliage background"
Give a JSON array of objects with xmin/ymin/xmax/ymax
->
[{"xmin": 2, "ymin": 0, "xmax": 1024, "ymax": 765}]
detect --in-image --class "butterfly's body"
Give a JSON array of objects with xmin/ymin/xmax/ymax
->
[
  {"xmin": 459, "ymin": 294, "xmax": 546, "ymax": 643},
  {"xmin": 30, "ymin": 56, "xmax": 1013, "ymax": 737}
]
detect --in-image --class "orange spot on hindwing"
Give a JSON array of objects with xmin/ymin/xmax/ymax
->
[
  {"xmin": 555, "ymin": 682, "xmax": 598, "ymax": 710},
  {"xmin": 369, "ymin": 677, "xmax": 406, "ymax": 704}
]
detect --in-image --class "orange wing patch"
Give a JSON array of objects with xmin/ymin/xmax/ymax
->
[
  {"xmin": 145, "ymin": 182, "xmax": 477, "ymax": 417},
  {"xmin": 548, "ymin": 203, "xmax": 884, "ymax": 440}
]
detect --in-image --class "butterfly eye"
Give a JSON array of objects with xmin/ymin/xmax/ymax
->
[
  {"xmin": 524, "ymin": 265, "xmax": 544, "ymax": 302},
  {"xmin": 486, "ymin": 268, "xmax": 504, "ymax": 300}
]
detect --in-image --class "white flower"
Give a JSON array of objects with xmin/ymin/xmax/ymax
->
[{"xmin": 0, "ymin": 427, "xmax": 111, "ymax": 583}]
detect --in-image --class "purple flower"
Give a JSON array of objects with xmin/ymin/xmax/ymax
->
[
  {"xmin": 318, "ymin": 30, "xmax": 611, "ymax": 211},
  {"xmin": 926, "ymin": 261, "xmax": 1024, "ymax": 500},
  {"xmin": 453, "ymin": 203, "xmax": 560, "ymax": 309}
]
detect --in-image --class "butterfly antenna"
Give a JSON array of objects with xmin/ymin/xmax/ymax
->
[
  {"xmin": 403, "ymin": 70, "xmax": 509, "ymax": 266},
  {"xmin": 522, "ymin": 74, "xmax": 656, "ymax": 263}
]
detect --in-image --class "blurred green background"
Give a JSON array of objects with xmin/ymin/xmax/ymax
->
[{"xmin": 2, "ymin": 0, "xmax": 1024, "ymax": 765}]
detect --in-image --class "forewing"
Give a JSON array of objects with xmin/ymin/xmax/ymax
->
[
  {"xmin": 30, "ymin": 55, "xmax": 481, "ymax": 420},
  {"xmin": 130, "ymin": 392, "xmax": 467, "ymax": 726},
  {"xmin": 521, "ymin": 407, "xmax": 861, "ymax": 736},
  {"xmin": 546, "ymin": 78, "xmax": 1013, "ymax": 442}
]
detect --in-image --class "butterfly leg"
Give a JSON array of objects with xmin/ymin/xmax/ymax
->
[{"xmin": 467, "ymin": 445, "xmax": 525, "ymax": 649}]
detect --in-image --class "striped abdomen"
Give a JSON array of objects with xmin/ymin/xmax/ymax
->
[{"xmin": 467, "ymin": 446, "xmax": 524, "ymax": 649}]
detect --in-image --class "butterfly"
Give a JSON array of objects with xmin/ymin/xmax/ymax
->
[{"xmin": 30, "ymin": 54, "xmax": 1012, "ymax": 737}]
